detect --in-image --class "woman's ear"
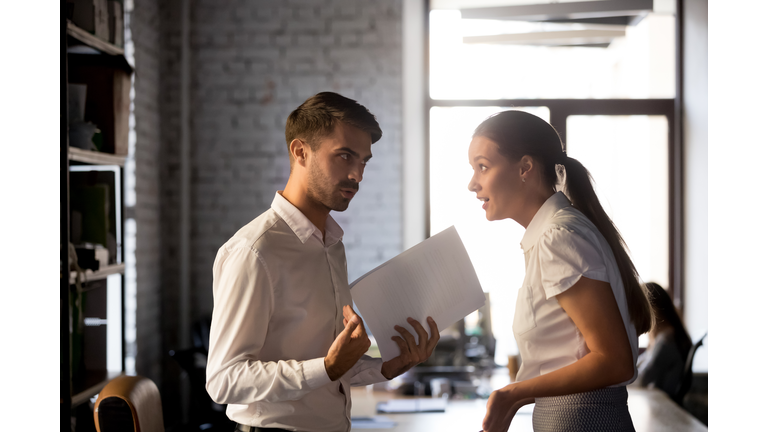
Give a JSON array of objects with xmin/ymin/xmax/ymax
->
[{"xmin": 519, "ymin": 155, "xmax": 534, "ymax": 180}]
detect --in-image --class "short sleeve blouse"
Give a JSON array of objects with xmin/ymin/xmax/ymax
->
[{"xmin": 513, "ymin": 192, "xmax": 639, "ymax": 386}]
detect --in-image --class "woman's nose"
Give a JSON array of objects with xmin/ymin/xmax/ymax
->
[{"xmin": 468, "ymin": 176, "xmax": 478, "ymax": 192}]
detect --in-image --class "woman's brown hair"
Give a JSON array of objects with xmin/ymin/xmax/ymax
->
[{"xmin": 474, "ymin": 110, "xmax": 653, "ymax": 334}]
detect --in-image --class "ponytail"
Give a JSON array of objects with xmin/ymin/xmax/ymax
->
[
  {"xmin": 474, "ymin": 110, "xmax": 654, "ymax": 334},
  {"xmin": 560, "ymin": 156, "xmax": 654, "ymax": 335}
]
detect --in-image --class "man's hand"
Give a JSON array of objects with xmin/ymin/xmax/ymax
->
[
  {"xmin": 380, "ymin": 317, "xmax": 440, "ymax": 380},
  {"xmin": 481, "ymin": 384, "xmax": 534, "ymax": 432},
  {"xmin": 324, "ymin": 305, "xmax": 371, "ymax": 381}
]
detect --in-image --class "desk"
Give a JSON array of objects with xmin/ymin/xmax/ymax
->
[{"xmin": 350, "ymin": 387, "xmax": 707, "ymax": 432}]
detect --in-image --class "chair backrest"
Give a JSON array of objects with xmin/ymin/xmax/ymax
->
[
  {"xmin": 94, "ymin": 375, "xmax": 164, "ymax": 432},
  {"xmin": 674, "ymin": 332, "xmax": 707, "ymax": 405}
]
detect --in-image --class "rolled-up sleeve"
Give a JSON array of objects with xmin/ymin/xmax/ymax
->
[{"xmin": 205, "ymin": 245, "xmax": 331, "ymax": 405}]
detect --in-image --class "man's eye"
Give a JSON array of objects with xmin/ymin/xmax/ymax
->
[{"xmin": 340, "ymin": 154, "xmax": 349, "ymax": 160}]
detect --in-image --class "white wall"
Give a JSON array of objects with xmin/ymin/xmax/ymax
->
[
  {"xmin": 403, "ymin": 0, "xmax": 428, "ymax": 250},
  {"xmin": 682, "ymin": 0, "xmax": 708, "ymax": 372}
]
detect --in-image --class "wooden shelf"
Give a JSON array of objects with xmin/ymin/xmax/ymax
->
[
  {"xmin": 71, "ymin": 372, "xmax": 124, "ymax": 408},
  {"xmin": 66, "ymin": 20, "xmax": 124, "ymax": 56},
  {"xmin": 69, "ymin": 147, "xmax": 127, "ymax": 166},
  {"xmin": 70, "ymin": 263, "xmax": 125, "ymax": 285}
]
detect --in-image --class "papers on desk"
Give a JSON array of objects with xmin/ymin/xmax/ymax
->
[
  {"xmin": 376, "ymin": 398, "xmax": 448, "ymax": 413},
  {"xmin": 350, "ymin": 416, "xmax": 397, "ymax": 429},
  {"xmin": 351, "ymin": 226, "xmax": 485, "ymax": 361}
]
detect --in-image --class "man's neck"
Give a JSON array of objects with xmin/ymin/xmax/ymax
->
[{"xmin": 280, "ymin": 181, "xmax": 329, "ymax": 238}]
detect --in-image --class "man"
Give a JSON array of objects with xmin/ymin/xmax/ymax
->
[{"xmin": 206, "ymin": 92, "xmax": 440, "ymax": 432}]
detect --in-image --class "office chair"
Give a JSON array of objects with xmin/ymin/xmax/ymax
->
[
  {"xmin": 673, "ymin": 331, "xmax": 707, "ymax": 405},
  {"xmin": 169, "ymin": 315, "xmax": 231, "ymax": 430},
  {"xmin": 93, "ymin": 375, "xmax": 164, "ymax": 432}
]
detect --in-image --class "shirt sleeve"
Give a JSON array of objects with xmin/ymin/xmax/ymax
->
[
  {"xmin": 347, "ymin": 355, "xmax": 387, "ymax": 387},
  {"xmin": 537, "ymin": 227, "xmax": 608, "ymax": 299},
  {"xmin": 205, "ymin": 245, "xmax": 332, "ymax": 405}
]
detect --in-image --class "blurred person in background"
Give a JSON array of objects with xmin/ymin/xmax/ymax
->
[{"xmin": 634, "ymin": 282, "xmax": 692, "ymax": 398}]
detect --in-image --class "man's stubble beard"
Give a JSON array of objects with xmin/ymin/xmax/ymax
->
[{"xmin": 306, "ymin": 160, "xmax": 352, "ymax": 212}]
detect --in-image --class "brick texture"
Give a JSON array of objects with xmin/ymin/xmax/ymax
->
[
  {"xmin": 129, "ymin": 0, "xmax": 165, "ymax": 389},
  {"xmin": 186, "ymin": 0, "xmax": 404, "ymax": 318},
  {"xmin": 128, "ymin": 0, "xmax": 403, "ymax": 423}
]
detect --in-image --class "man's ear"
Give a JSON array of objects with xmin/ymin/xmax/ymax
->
[{"xmin": 289, "ymin": 139, "xmax": 308, "ymax": 168}]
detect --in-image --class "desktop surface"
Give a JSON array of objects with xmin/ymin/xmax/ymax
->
[{"xmin": 350, "ymin": 386, "xmax": 707, "ymax": 432}]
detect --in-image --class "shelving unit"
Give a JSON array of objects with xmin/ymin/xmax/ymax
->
[
  {"xmin": 70, "ymin": 263, "xmax": 126, "ymax": 286},
  {"xmin": 69, "ymin": 147, "xmax": 126, "ymax": 166},
  {"xmin": 66, "ymin": 20, "xmax": 125, "ymax": 56},
  {"xmin": 62, "ymin": 10, "xmax": 132, "ymax": 432}
]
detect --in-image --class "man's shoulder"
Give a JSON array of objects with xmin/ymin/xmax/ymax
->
[{"xmin": 221, "ymin": 208, "xmax": 288, "ymax": 253}]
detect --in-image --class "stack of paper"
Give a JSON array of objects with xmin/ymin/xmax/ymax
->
[{"xmin": 351, "ymin": 226, "xmax": 486, "ymax": 362}]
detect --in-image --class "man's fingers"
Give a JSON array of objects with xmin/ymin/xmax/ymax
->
[
  {"xmin": 426, "ymin": 317, "xmax": 440, "ymax": 352},
  {"xmin": 391, "ymin": 335, "xmax": 409, "ymax": 355},
  {"xmin": 339, "ymin": 313, "xmax": 360, "ymax": 339},
  {"xmin": 407, "ymin": 318, "xmax": 429, "ymax": 347},
  {"xmin": 342, "ymin": 304, "xmax": 358, "ymax": 321},
  {"xmin": 394, "ymin": 325, "xmax": 418, "ymax": 349}
]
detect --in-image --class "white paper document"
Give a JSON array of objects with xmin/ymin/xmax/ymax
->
[{"xmin": 351, "ymin": 226, "xmax": 486, "ymax": 361}]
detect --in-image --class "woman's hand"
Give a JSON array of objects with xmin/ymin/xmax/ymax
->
[{"xmin": 481, "ymin": 383, "xmax": 534, "ymax": 432}]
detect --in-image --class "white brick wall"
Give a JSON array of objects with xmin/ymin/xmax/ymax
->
[{"xmin": 129, "ymin": 0, "xmax": 165, "ymax": 388}]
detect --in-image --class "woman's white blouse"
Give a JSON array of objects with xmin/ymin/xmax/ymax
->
[{"xmin": 513, "ymin": 192, "xmax": 638, "ymax": 386}]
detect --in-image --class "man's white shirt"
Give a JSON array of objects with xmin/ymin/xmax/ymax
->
[{"xmin": 206, "ymin": 192, "xmax": 386, "ymax": 431}]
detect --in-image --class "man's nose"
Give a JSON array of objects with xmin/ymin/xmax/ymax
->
[{"xmin": 349, "ymin": 164, "xmax": 364, "ymax": 183}]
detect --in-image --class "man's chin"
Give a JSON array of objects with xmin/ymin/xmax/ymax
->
[
  {"xmin": 331, "ymin": 199, "xmax": 351, "ymax": 212},
  {"xmin": 322, "ymin": 197, "xmax": 351, "ymax": 212}
]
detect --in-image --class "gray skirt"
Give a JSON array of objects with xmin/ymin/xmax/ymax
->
[{"xmin": 532, "ymin": 386, "xmax": 635, "ymax": 432}]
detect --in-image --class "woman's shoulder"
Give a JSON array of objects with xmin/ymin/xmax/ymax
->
[{"xmin": 541, "ymin": 208, "xmax": 602, "ymax": 246}]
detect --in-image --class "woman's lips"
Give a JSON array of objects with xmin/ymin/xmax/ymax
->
[{"xmin": 482, "ymin": 200, "xmax": 488, "ymax": 210}]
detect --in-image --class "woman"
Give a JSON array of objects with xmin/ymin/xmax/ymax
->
[
  {"xmin": 467, "ymin": 111, "xmax": 653, "ymax": 432},
  {"xmin": 635, "ymin": 282, "xmax": 692, "ymax": 398}
]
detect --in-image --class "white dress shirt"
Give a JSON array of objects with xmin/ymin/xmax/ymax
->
[
  {"xmin": 206, "ymin": 192, "xmax": 387, "ymax": 431},
  {"xmin": 513, "ymin": 192, "xmax": 638, "ymax": 386}
]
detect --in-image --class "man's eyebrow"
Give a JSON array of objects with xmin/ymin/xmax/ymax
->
[{"xmin": 338, "ymin": 147, "xmax": 373, "ymax": 161}]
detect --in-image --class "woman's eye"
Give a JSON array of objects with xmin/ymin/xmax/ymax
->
[{"xmin": 479, "ymin": 165, "xmax": 487, "ymax": 172}]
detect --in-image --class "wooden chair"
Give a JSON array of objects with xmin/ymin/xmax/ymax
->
[{"xmin": 93, "ymin": 375, "xmax": 164, "ymax": 432}]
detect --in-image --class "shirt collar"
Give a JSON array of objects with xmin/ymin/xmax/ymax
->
[
  {"xmin": 271, "ymin": 192, "xmax": 344, "ymax": 245},
  {"xmin": 520, "ymin": 191, "xmax": 572, "ymax": 252}
]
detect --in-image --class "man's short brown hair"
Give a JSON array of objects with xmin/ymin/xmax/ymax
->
[{"xmin": 285, "ymin": 92, "xmax": 382, "ymax": 158}]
